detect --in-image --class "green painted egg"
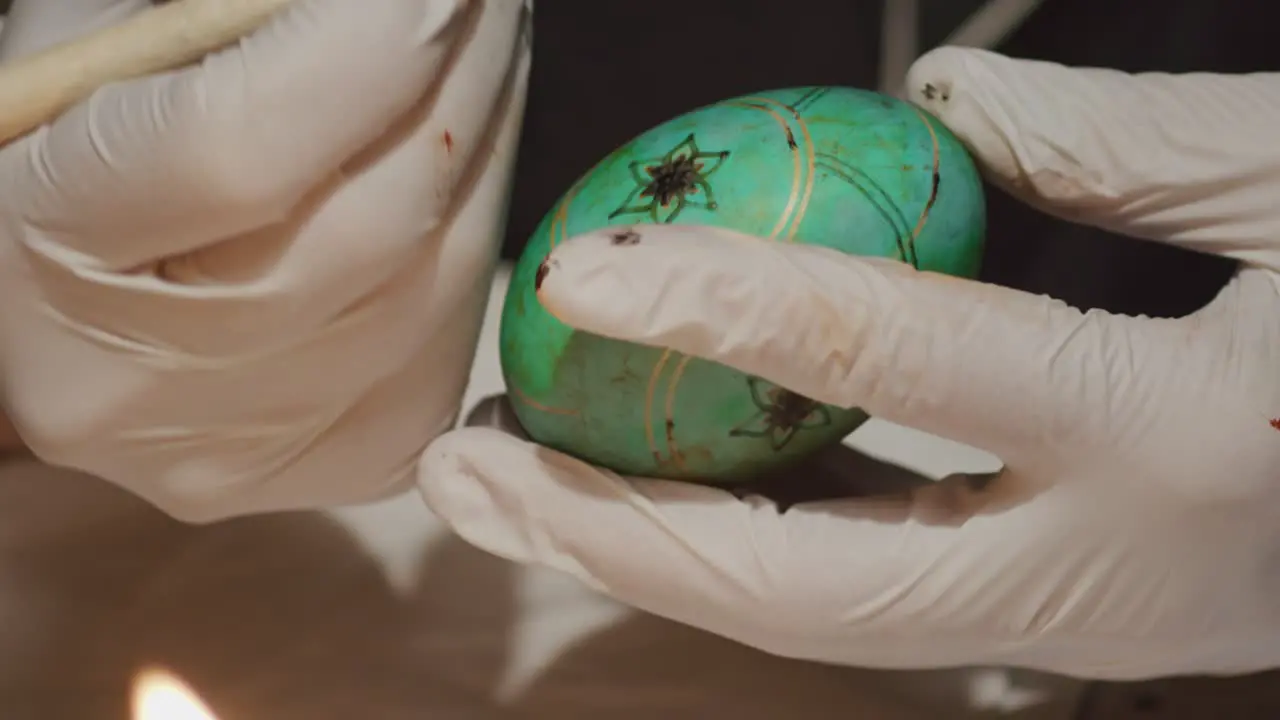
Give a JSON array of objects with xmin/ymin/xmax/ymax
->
[{"xmin": 500, "ymin": 86, "xmax": 985, "ymax": 482}]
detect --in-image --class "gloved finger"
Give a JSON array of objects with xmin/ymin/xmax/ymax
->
[
  {"xmin": 418, "ymin": 426, "xmax": 1058, "ymax": 670},
  {"xmin": 0, "ymin": 0, "xmax": 148, "ymax": 60},
  {"xmin": 906, "ymin": 47, "xmax": 1280, "ymax": 269},
  {"xmin": 533, "ymin": 225, "xmax": 1194, "ymax": 464},
  {"xmin": 10, "ymin": 0, "xmax": 491, "ymax": 269}
]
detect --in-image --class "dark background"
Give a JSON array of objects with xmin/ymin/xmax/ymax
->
[{"xmin": 506, "ymin": 0, "xmax": 1270, "ymax": 319}]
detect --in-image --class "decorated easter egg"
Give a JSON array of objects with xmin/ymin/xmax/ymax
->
[{"xmin": 500, "ymin": 86, "xmax": 985, "ymax": 482}]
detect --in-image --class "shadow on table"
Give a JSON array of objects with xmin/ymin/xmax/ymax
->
[{"xmin": 0, "ymin": 454, "xmax": 1081, "ymax": 720}]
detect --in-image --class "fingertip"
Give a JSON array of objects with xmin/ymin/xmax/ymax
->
[
  {"xmin": 537, "ymin": 224, "xmax": 783, "ymax": 346},
  {"xmin": 416, "ymin": 425, "xmax": 521, "ymax": 489},
  {"xmin": 905, "ymin": 47, "xmax": 1050, "ymax": 192},
  {"xmin": 904, "ymin": 45, "xmax": 1280, "ymax": 255},
  {"xmin": 906, "ymin": 45, "xmax": 1166, "ymax": 214},
  {"xmin": 416, "ymin": 424, "xmax": 636, "ymax": 533},
  {"xmin": 904, "ymin": 45, "xmax": 987, "ymax": 107},
  {"xmin": 536, "ymin": 224, "xmax": 667, "ymax": 331},
  {"xmin": 415, "ymin": 427, "xmax": 544, "ymax": 563}
]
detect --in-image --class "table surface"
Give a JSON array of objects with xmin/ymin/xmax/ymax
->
[{"xmin": 0, "ymin": 264, "xmax": 1092, "ymax": 719}]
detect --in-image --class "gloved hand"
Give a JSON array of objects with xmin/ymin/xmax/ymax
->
[
  {"xmin": 0, "ymin": 0, "xmax": 531, "ymax": 521},
  {"xmin": 419, "ymin": 47, "xmax": 1280, "ymax": 680}
]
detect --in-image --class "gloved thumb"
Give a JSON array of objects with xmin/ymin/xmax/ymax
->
[
  {"xmin": 906, "ymin": 47, "xmax": 1280, "ymax": 268},
  {"xmin": 534, "ymin": 225, "xmax": 1188, "ymax": 464}
]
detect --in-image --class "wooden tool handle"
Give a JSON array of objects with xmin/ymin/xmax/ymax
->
[{"xmin": 0, "ymin": 0, "xmax": 294, "ymax": 146}]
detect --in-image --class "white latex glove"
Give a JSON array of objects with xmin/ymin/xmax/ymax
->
[
  {"xmin": 0, "ymin": 0, "xmax": 531, "ymax": 521},
  {"xmin": 419, "ymin": 47, "xmax": 1280, "ymax": 680}
]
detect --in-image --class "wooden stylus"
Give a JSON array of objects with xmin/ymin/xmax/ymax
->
[{"xmin": 0, "ymin": 0, "xmax": 294, "ymax": 146}]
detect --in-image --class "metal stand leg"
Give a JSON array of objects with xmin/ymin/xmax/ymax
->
[
  {"xmin": 878, "ymin": 0, "xmax": 1048, "ymax": 95},
  {"xmin": 878, "ymin": 0, "xmax": 919, "ymax": 96}
]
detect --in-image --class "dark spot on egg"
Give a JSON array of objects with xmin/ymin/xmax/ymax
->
[{"xmin": 610, "ymin": 229, "xmax": 641, "ymax": 246}]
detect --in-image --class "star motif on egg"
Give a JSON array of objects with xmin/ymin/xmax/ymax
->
[
  {"xmin": 729, "ymin": 376, "xmax": 832, "ymax": 451},
  {"xmin": 609, "ymin": 134, "xmax": 730, "ymax": 224}
]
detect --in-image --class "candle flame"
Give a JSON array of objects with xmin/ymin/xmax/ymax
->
[{"xmin": 132, "ymin": 667, "xmax": 217, "ymax": 720}]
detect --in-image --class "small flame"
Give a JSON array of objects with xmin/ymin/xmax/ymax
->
[{"xmin": 132, "ymin": 667, "xmax": 217, "ymax": 720}]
